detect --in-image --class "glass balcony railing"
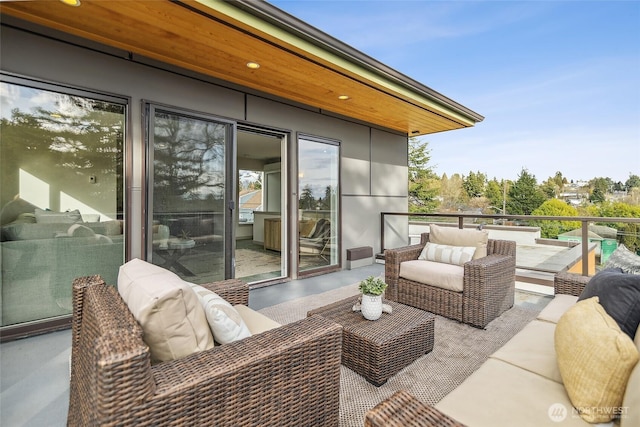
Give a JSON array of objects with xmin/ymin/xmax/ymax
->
[{"xmin": 380, "ymin": 212, "xmax": 640, "ymax": 283}]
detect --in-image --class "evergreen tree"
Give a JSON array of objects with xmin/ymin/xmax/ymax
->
[
  {"xmin": 462, "ymin": 171, "xmax": 486, "ymax": 198},
  {"xmin": 153, "ymin": 112, "xmax": 226, "ymax": 213},
  {"xmin": 588, "ymin": 177, "xmax": 611, "ymax": 203},
  {"xmin": 506, "ymin": 168, "xmax": 545, "ymax": 215},
  {"xmin": 485, "ymin": 179, "xmax": 508, "ymax": 213},
  {"xmin": 625, "ymin": 174, "xmax": 640, "ymax": 191},
  {"xmin": 408, "ymin": 138, "xmax": 439, "ymax": 212},
  {"xmin": 299, "ymin": 185, "xmax": 316, "ymax": 210},
  {"xmin": 320, "ymin": 185, "xmax": 335, "ymax": 210}
]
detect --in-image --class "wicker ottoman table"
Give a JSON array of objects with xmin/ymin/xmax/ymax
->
[{"xmin": 308, "ymin": 297, "xmax": 435, "ymax": 386}]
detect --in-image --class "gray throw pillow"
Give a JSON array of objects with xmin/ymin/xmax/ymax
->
[
  {"xmin": 578, "ymin": 268, "xmax": 640, "ymax": 339},
  {"xmin": 603, "ymin": 244, "xmax": 640, "ymax": 275}
]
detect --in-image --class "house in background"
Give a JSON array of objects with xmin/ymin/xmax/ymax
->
[
  {"xmin": 0, "ymin": 0, "xmax": 482, "ymax": 339},
  {"xmin": 558, "ymin": 225, "xmax": 619, "ymax": 264}
]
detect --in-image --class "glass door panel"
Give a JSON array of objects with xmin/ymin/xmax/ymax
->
[
  {"xmin": 298, "ymin": 136, "xmax": 339, "ymax": 273},
  {"xmin": 0, "ymin": 78, "xmax": 126, "ymax": 328},
  {"xmin": 235, "ymin": 128, "xmax": 286, "ymax": 283},
  {"xmin": 147, "ymin": 105, "xmax": 230, "ymax": 282}
]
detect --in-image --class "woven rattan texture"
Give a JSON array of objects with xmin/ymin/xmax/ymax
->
[
  {"xmin": 68, "ymin": 276, "xmax": 342, "ymax": 426},
  {"xmin": 554, "ymin": 271, "xmax": 589, "ymax": 296},
  {"xmin": 308, "ymin": 298, "xmax": 435, "ymax": 386},
  {"xmin": 364, "ymin": 390, "xmax": 466, "ymax": 427},
  {"xmin": 385, "ymin": 233, "xmax": 516, "ymax": 328}
]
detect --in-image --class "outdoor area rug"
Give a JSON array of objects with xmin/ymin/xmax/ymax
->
[{"xmin": 259, "ymin": 284, "xmax": 552, "ymax": 427}]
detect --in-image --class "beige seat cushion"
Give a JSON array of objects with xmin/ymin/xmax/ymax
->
[
  {"xmin": 537, "ymin": 294, "xmax": 579, "ymax": 324},
  {"xmin": 621, "ymin": 323, "xmax": 640, "ymax": 427},
  {"xmin": 234, "ymin": 304, "xmax": 281, "ymax": 335},
  {"xmin": 555, "ymin": 297, "xmax": 639, "ymax": 423},
  {"xmin": 399, "ymin": 259, "xmax": 464, "ymax": 292},
  {"xmin": 622, "ymin": 369, "xmax": 640, "ymax": 427},
  {"xmin": 490, "ymin": 320, "xmax": 562, "ymax": 384},
  {"xmin": 189, "ymin": 283, "xmax": 252, "ymax": 344},
  {"xmin": 436, "ymin": 358, "xmax": 590, "ymax": 427},
  {"xmin": 429, "ymin": 223, "xmax": 488, "ymax": 259},
  {"xmin": 117, "ymin": 258, "xmax": 213, "ymax": 363}
]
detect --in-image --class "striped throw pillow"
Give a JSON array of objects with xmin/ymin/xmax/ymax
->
[{"xmin": 418, "ymin": 242, "xmax": 476, "ymax": 266}]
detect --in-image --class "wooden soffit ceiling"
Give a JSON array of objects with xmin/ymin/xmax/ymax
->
[{"xmin": 0, "ymin": 0, "xmax": 483, "ymax": 136}]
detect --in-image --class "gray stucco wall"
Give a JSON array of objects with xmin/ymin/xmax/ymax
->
[{"xmin": 1, "ymin": 24, "xmax": 409, "ymax": 274}]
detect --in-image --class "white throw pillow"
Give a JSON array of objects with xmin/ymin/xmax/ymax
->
[
  {"xmin": 189, "ymin": 283, "xmax": 252, "ymax": 344},
  {"xmin": 419, "ymin": 242, "xmax": 476, "ymax": 266},
  {"xmin": 35, "ymin": 208, "xmax": 82, "ymax": 224},
  {"xmin": 118, "ymin": 258, "xmax": 214, "ymax": 363}
]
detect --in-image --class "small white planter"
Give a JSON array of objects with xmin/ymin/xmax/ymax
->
[{"xmin": 361, "ymin": 293, "xmax": 383, "ymax": 321}]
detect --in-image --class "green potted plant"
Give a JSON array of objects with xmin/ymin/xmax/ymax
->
[{"xmin": 359, "ymin": 276, "xmax": 387, "ymax": 320}]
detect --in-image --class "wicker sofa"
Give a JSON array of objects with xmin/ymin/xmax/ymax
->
[
  {"xmin": 68, "ymin": 275, "xmax": 342, "ymax": 426},
  {"xmin": 385, "ymin": 231, "xmax": 516, "ymax": 328},
  {"xmin": 365, "ymin": 272, "xmax": 640, "ymax": 427}
]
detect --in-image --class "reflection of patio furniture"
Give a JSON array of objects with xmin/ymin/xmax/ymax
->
[
  {"xmin": 68, "ymin": 275, "xmax": 343, "ymax": 426},
  {"xmin": 308, "ymin": 297, "xmax": 434, "ymax": 386},
  {"xmin": 0, "ymin": 205, "xmax": 123, "ymax": 326},
  {"xmin": 154, "ymin": 238, "xmax": 196, "ymax": 276},
  {"xmin": 385, "ymin": 231, "xmax": 516, "ymax": 328},
  {"xmin": 157, "ymin": 214, "xmax": 223, "ymax": 250},
  {"xmin": 299, "ymin": 218, "xmax": 332, "ymax": 259}
]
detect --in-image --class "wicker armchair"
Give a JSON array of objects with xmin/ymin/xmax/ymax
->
[
  {"xmin": 384, "ymin": 232, "xmax": 516, "ymax": 328},
  {"xmin": 68, "ymin": 275, "xmax": 342, "ymax": 427}
]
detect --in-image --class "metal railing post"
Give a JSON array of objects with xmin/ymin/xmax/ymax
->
[{"xmin": 582, "ymin": 220, "xmax": 589, "ymax": 276}]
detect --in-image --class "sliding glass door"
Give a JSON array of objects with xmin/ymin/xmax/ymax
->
[
  {"xmin": 1, "ymin": 76, "xmax": 126, "ymax": 330},
  {"xmin": 298, "ymin": 135, "xmax": 340, "ymax": 274},
  {"xmin": 145, "ymin": 104, "xmax": 233, "ymax": 282}
]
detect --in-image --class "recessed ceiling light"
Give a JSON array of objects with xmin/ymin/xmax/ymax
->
[
  {"xmin": 60, "ymin": 0, "xmax": 81, "ymax": 6},
  {"xmin": 246, "ymin": 62, "xmax": 260, "ymax": 69},
  {"xmin": 338, "ymin": 95, "xmax": 350, "ymax": 100}
]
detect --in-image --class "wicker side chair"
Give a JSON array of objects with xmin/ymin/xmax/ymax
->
[
  {"xmin": 385, "ymin": 232, "xmax": 516, "ymax": 328},
  {"xmin": 68, "ymin": 275, "xmax": 342, "ymax": 427}
]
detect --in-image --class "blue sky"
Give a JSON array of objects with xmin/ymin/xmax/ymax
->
[{"xmin": 269, "ymin": 0, "xmax": 640, "ymax": 184}]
